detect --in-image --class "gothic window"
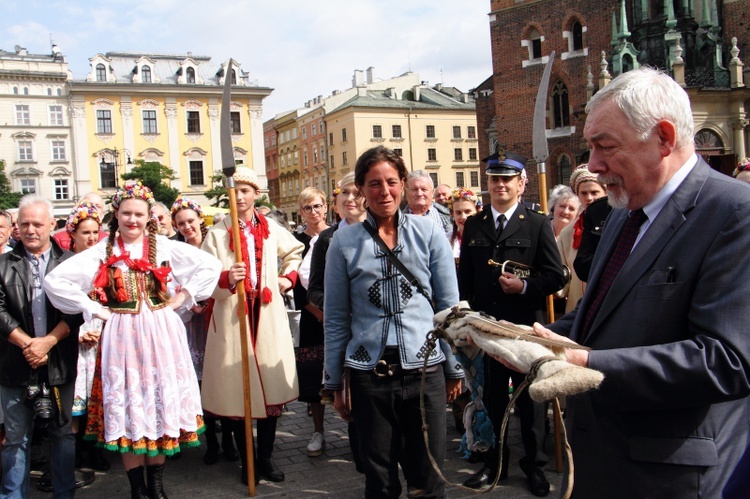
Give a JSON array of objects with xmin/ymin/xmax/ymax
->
[{"xmin": 552, "ymin": 80, "xmax": 570, "ymax": 129}]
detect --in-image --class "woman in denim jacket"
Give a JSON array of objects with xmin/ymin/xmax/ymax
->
[{"xmin": 324, "ymin": 146, "xmax": 463, "ymax": 498}]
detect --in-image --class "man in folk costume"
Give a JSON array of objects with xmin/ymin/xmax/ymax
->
[{"xmin": 201, "ymin": 166, "xmax": 303, "ymax": 485}]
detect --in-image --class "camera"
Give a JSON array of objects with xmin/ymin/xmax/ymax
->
[{"xmin": 26, "ymin": 382, "xmax": 55, "ymax": 424}]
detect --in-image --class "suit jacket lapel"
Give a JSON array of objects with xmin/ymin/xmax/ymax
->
[
  {"xmin": 475, "ymin": 208, "xmax": 498, "ymax": 242},
  {"xmin": 498, "ymin": 205, "xmax": 524, "ymax": 243},
  {"xmin": 584, "ymin": 160, "xmax": 707, "ymax": 340}
]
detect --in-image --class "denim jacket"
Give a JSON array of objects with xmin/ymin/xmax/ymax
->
[{"xmin": 323, "ymin": 210, "xmax": 463, "ymax": 390}]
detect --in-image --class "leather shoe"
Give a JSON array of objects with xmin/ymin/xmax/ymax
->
[
  {"xmin": 462, "ymin": 465, "xmax": 507, "ymax": 489},
  {"xmin": 256, "ymin": 457, "xmax": 285, "ymax": 482},
  {"xmin": 526, "ymin": 467, "xmax": 550, "ymax": 497},
  {"xmin": 37, "ymin": 469, "xmax": 95, "ymax": 492}
]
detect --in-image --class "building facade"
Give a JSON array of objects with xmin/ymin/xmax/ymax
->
[
  {"xmin": 68, "ymin": 52, "xmax": 271, "ymax": 205},
  {"xmin": 479, "ymin": 0, "xmax": 750, "ymax": 204},
  {"xmin": 0, "ymin": 45, "xmax": 74, "ymax": 215}
]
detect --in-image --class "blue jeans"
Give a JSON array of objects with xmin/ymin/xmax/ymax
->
[
  {"xmin": 350, "ymin": 360, "xmax": 447, "ymax": 499},
  {"xmin": 0, "ymin": 382, "xmax": 76, "ymax": 499}
]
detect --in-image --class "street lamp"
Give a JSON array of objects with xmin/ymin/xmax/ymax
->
[{"xmin": 99, "ymin": 147, "xmax": 132, "ymax": 189}]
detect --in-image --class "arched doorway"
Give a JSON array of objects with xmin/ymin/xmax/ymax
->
[{"xmin": 694, "ymin": 129, "xmax": 734, "ymax": 176}]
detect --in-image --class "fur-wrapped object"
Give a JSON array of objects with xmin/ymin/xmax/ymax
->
[{"xmin": 434, "ymin": 302, "xmax": 604, "ymax": 402}]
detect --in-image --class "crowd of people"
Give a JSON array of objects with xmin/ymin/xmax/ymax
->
[{"xmin": 0, "ymin": 67, "xmax": 749, "ymax": 499}]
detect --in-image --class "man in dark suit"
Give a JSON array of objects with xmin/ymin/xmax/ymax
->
[
  {"xmin": 532, "ymin": 68, "xmax": 750, "ymax": 497},
  {"xmin": 458, "ymin": 151, "xmax": 565, "ymax": 496},
  {"xmin": 0, "ymin": 196, "xmax": 81, "ymax": 498}
]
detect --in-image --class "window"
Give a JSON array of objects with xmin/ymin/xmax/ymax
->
[
  {"xmin": 292, "ymin": 128, "xmax": 297, "ymax": 139},
  {"xmin": 51, "ymin": 140, "xmax": 66, "ymax": 161},
  {"xmin": 427, "ymin": 148, "xmax": 437, "ymax": 161},
  {"xmin": 455, "ymin": 172, "xmax": 465, "ymax": 188},
  {"xmin": 572, "ymin": 21, "xmax": 584, "ymax": 51},
  {"xmin": 394, "ymin": 148, "xmax": 403, "ymax": 157},
  {"xmin": 469, "ymin": 148, "xmax": 477, "ymax": 160},
  {"xmin": 330, "ymin": 155, "xmax": 334, "ymax": 168},
  {"xmin": 187, "ymin": 111, "xmax": 201, "ymax": 133},
  {"xmin": 20, "ymin": 179, "xmax": 36, "ymax": 194},
  {"xmin": 96, "ymin": 110, "xmax": 112, "ymax": 134},
  {"xmin": 552, "ymin": 80, "xmax": 570, "ymax": 129},
  {"xmin": 329, "ymin": 132, "xmax": 334, "ymax": 146},
  {"xmin": 392, "ymin": 125, "xmax": 402, "ymax": 138},
  {"xmin": 294, "ymin": 151, "xmax": 298, "ymax": 165},
  {"xmin": 13, "ymin": 87, "xmax": 18, "ymax": 94},
  {"xmin": 18, "ymin": 141, "xmax": 33, "ymax": 161},
  {"xmin": 429, "ymin": 173, "xmax": 438, "ymax": 186},
  {"xmin": 372, "ymin": 125, "xmax": 382, "ymax": 138},
  {"xmin": 96, "ymin": 64, "xmax": 107, "ymax": 82},
  {"xmin": 470, "ymin": 171, "xmax": 479, "ymax": 187},
  {"xmin": 467, "ymin": 126, "xmax": 476, "ymax": 139},
  {"xmin": 319, "ymin": 121, "xmax": 324, "ymax": 133},
  {"xmin": 313, "ymin": 148, "xmax": 318, "ymax": 163},
  {"xmin": 342, "ymin": 128, "xmax": 347, "ymax": 142},
  {"xmin": 285, "ymin": 130, "xmax": 290, "ymax": 142},
  {"xmin": 57, "ymin": 88, "xmax": 62, "ymax": 96},
  {"xmin": 142, "ymin": 65, "xmax": 152, "ymax": 83},
  {"xmin": 186, "ymin": 67, "xmax": 196, "ymax": 84},
  {"xmin": 23, "ymin": 87, "xmax": 29, "ymax": 95},
  {"xmin": 143, "ymin": 110, "xmax": 158, "ymax": 134},
  {"xmin": 47, "ymin": 88, "xmax": 52, "ymax": 96},
  {"xmin": 302, "ymin": 127, "xmax": 307, "ymax": 140},
  {"xmin": 530, "ymin": 29, "xmax": 543, "ymax": 59},
  {"xmin": 558, "ymin": 154, "xmax": 572, "ymax": 185},
  {"xmin": 230, "ymin": 112, "xmax": 241, "ymax": 134},
  {"xmin": 342, "ymin": 152, "xmax": 348, "ymax": 165},
  {"xmin": 230, "ymin": 69, "xmax": 237, "ymax": 85},
  {"xmin": 16, "ymin": 105, "xmax": 30, "ymax": 125},
  {"xmin": 49, "ymin": 105, "xmax": 64, "ymax": 126},
  {"xmin": 312, "ymin": 124, "xmax": 317, "ymax": 136},
  {"xmin": 303, "ymin": 150, "xmax": 308, "ymax": 166},
  {"xmin": 189, "ymin": 161, "xmax": 204, "ymax": 186},
  {"xmin": 54, "ymin": 179, "xmax": 69, "ymax": 200},
  {"xmin": 426, "ymin": 125, "xmax": 436, "ymax": 138},
  {"xmin": 452, "ymin": 126, "xmax": 462, "ymax": 139},
  {"xmin": 454, "ymin": 148, "xmax": 463, "ymax": 161},
  {"xmin": 100, "ymin": 161, "xmax": 116, "ymax": 189}
]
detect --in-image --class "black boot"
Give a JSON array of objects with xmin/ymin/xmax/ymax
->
[
  {"xmin": 232, "ymin": 419, "xmax": 255, "ymax": 486},
  {"xmin": 126, "ymin": 466, "xmax": 149, "ymax": 499},
  {"xmin": 256, "ymin": 416, "xmax": 284, "ymax": 482},
  {"xmin": 221, "ymin": 417, "xmax": 239, "ymax": 462},
  {"xmin": 203, "ymin": 416, "xmax": 220, "ymax": 465},
  {"xmin": 146, "ymin": 464, "xmax": 168, "ymax": 499}
]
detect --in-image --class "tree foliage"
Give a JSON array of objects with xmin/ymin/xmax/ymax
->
[
  {"xmin": 121, "ymin": 161, "xmax": 180, "ymax": 206},
  {"xmin": 203, "ymin": 172, "xmax": 274, "ymax": 209},
  {"xmin": 0, "ymin": 160, "xmax": 22, "ymax": 209}
]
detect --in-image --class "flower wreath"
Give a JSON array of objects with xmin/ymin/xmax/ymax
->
[
  {"xmin": 170, "ymin": 197, "xmax": 204, "ymax": 219},
  {"xmin": 65, "ymin": 201, "xmax": 102, "ymax": 234}
]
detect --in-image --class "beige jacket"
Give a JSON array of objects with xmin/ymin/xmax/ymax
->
[
  {"xmin": 555, "ymin": 221, "xmax": 586, "ymax": 314},
  {"xmin": 201, "ymin": 217, "xmax": 303, "ymax": 418}
]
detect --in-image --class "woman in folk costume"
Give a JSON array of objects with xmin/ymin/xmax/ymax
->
[
  {"xmin": 201, "ymin": 166, "xmax": 303, "ymax": 485},
  {"xmin": 43, "ymin": 180, "xmax": 221, "ymax": 499}
]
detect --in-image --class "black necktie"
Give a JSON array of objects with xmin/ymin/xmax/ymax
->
[{"xmin": 496, "ymin": 214, "xmax": 506, "ymax": 239}]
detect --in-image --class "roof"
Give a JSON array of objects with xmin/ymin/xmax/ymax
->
[{"xmin": 328, "ymin": 86, "xmax": 475, "ymax": 114}]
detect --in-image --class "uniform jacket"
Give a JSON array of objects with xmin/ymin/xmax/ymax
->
[
  {"xmin": 572, "ymin": 196, "xmax": 612, "ymax": 282},
  {"xmin": 458, "ymin": 203, "xmax": 565, "ymax": 325},
  {"xmin": 323, "ymin": 211, "xmax": 463, "ymax": 390},
  {"xmin": 201, "ymin": 216, "xmax": 303, "ymax": 418},
  {"xmin": 0, "ymin": 241, "xmax": 81, "ymax": 387},
  {"xmin": 550, "ymin": 159, "xmax": 750, "ymax": 498}
]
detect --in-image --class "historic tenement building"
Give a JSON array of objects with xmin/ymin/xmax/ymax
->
[{"xmin": 478, "ymin": 0, "xmax": 750, "ymax": 203}]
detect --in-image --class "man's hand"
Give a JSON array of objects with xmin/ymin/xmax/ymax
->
[
  {"xmin": 532, "ymin": 323, "xmax": 589, "ymax": 367},
  {"xmin": 23, "ymin": 337, "xmax": 55, "ymax": 367},
  {"xmin": 228, "ymin": 262, "xmax": 247, "ymax": 286},
  {"xmin": 446, "ymin": 378, "xmax": 463, "ymax": 403},
  {"xmin": 278, "ymin": 276, "xmax": 292, "ymax": 294},
  {"xmin": 499, "ymin": 272, "xmax": 524, "ymax": 294}
]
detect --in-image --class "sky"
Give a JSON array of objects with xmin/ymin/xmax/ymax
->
[{"xmin": 3, "ymin": 0, "xmax": 494, "ymax": 120}]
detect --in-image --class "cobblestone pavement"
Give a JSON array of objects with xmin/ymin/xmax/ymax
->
[{"xmin": 30, "ymin": 401, "xmax": 563, "ymax": 498}]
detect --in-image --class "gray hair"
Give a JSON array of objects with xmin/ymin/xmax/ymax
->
[
  {"xmin": 587, "ymin": 67, "xmax": 694, "ymax": 149},
  {"xmin": 406, "ymin": 170, "xmax": 434, "ymax": 188},
  {"xmin": 18, "ymin": 194, "xmax": 55, "ymax": 220},
  {"xmin": 548, "ymin": 185, "xmax": 579, "ymax": 213}
]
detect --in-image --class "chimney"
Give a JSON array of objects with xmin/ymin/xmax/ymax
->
[
  {"xmin": 352, "ymin": 69, "xmax": 364, "ymax": 87},
  {"xmin": 412, "ymin": 85, "xmax": 421, "ymax": 101},
  {"xmin": 435, "ymin": 83, "xmax": 443, "ymax": 91},
  {"xmin": 366, "ymin": 66, "xmax": 375, "ymax": 84}
]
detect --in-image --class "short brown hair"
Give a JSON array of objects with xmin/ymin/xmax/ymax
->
[{"xmin": 354, "ymin": 146, "xmax": 408, "ymax": 188}]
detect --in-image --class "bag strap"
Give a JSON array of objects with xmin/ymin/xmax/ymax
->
[{"xmin": 363, "ymin": 220, "xmax": 434, "ymax": 312}]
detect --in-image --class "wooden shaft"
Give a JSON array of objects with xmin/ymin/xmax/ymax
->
[{"xmin": 226, "ymin": 186, "xmax": 256, "ymax": 496}]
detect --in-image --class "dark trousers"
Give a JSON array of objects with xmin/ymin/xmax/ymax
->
[
  {"xmin": 350, "ymin": 364, "xmax": 447, "ymax": 499},
  {"xmin": 484, "ymin": 356, "xmax": 547, "ymax": 475}
]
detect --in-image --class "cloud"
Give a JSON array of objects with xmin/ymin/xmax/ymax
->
[{"xmin": 1, "ymin": 0, "xmax": 491, "ymax": 119}]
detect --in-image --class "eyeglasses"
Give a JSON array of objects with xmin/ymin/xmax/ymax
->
[{"xmin": 301, "ymin": 203, "xmax": 325, "ymax": 214}]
